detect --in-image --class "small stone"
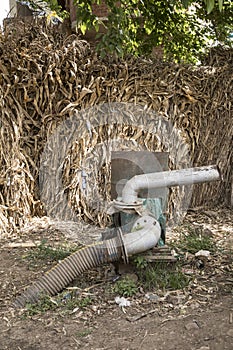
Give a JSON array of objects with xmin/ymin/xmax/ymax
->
[
  {"xmin": 166, "ymin": 294, "xmax": 185, "ymax": 305},
  {"xmin": 145, "ymin": 293, "xmax": 160, "ymax": 302},
  {"xmin": 196, "ymin": 346, "xmax": 210, "ymax": 350},
  {"xmin": 91, "ymin": 305, "xmax": 98, "ymax": 312},
  {"xmin": 185, "ymin": 321, "xmax": 200, "ymax": 330},
  {"xmin": 195, "ymin": 250, "xmax": 211, "ymax": 258},
  {"xmin": 203, "ymin": 228, "xmax": 214, "ymax": 237},
  {"xmin": 227, "ymin": 328, "xmax": 233, "ymax": 337}
]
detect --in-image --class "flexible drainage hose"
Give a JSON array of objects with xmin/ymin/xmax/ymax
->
[
  {"xmin": 14, "ymin": 238, "xmax": 122, "ymax": 308},
  {"xmin": 14, "ymin": 215, "xmax": 161, "ymax": 308}
]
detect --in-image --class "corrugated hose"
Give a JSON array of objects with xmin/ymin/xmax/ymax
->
[
  {"xmin": 14, "ymin": 215, "xmax": 161, "ymax": 308},
  {"xmin": 14, "ymin": 237, "xmax": 122, "ymax": 308}
]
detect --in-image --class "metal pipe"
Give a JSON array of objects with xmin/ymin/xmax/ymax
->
[
  {"xmin": 14, "ymin": 215, "xmax": 161, "ymax": 308},
  {"xmin": 121, "ymin": 165, "xmax": 221, "ymax": 204},
  {"xmin": 122, "ymin": 215, "xmax": 161, "ymax": 256}
]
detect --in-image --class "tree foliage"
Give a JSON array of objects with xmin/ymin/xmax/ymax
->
[
  {"xmin": 19, "ymin": 0, "xmax": 68, "ymax": 19},
  {"xmin": 20, "ymin": 1, "xmax": 233, "ymax": 62}
]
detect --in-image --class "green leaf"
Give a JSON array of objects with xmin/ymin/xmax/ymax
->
[
  {"xmin": 80, "ymin": 22, "xmax": 87, "ymax": 35},
  {"xmin": 206, "ymin": 0, "xmax": 215, "ymax": 14},
  {"xmin": 181, "ymin": 0, "xmax": 191, "ymax": 8},
  {"xmin": 218, "ymin": 0, "xmax": 223, "ymax": 11}
]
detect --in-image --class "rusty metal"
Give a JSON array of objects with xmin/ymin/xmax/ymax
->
[{"xmin": 111, "ymin": 151, "xmax": 169, "ymax": 205}]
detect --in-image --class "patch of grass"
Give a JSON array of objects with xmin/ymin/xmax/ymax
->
[
  {"xmin": 79, "ymin": 296, "xmax": 92, "ymax": 307},
  {"xmin": 24, "ymin": 239, "xmax": 78, "ymax": 265},
  {"xmin": 76, "ymin": 329, "xmax": 92, "ymax": 338},
  {"xmin": 23, "ymin": 291, "xmax": 93, "ymax": 317},
  {"xmin": 62, "ymin": 294, "xmax": 92, "ymax": 310},
  {"xmin": 174, "ymin": 225, "xmax": 216, "ymax": 254},
  {"xmin": 133, "ymin": 256, "xmax": 148, "ymax": 269},
  {"xmin": 113, "ymin": 276, "xmax": 138, "ymax": 297},
  {"xmin": 138, "ymin": 262, "xmax": 191, "ymax": 291},
  {"xmin": 24, "ymin": 294, "xmax": 58, "ymax": 316}
]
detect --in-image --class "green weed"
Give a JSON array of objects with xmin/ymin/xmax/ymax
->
[
  {"xmin": 76, "ymin": 329, "xmax": 92, "ymax": 337},
  {"xmin": 78, "ymin": 296, "xmax": 92, "ymax": 308},
  {"xmin": 113, "ymin": 276, "xmax": 138, "ymax": 297},
  {"xmin": 24, "ymin": 294, "xmax": 58, "ymax": 316},
  {"xmin": 138, "ymin": 262, "xmax": 190, "ymax": 291},
  {"xmin": 174, "ymin": 225, "xmax": 216, "ymax": 254},
  {"xmin": 24, "ymin": 239, "xmax": 78, "ymax": 265},
  {"xmin": 63, "ymin": 294, "xmax": 92, "ymax": 310},
  {"xmin": 133, "ymin": 255, "xmax": 148, "ymax": 269},
  {"xmin": 23, "ymin": 290, "xmax": 93, "ymax": 317}
]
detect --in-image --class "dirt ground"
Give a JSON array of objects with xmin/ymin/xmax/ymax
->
[{"xmin": 0, "ymin": 207, "xmax": 232, "ymax": 350}]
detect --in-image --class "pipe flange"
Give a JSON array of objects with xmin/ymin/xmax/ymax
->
[
  {"xmin": 114, "ymin": 199, "xmax": 143, "ymax": 208},
  {"xmin": 107, "ymin": 199, "xmax": 144, "ymax": 215}
]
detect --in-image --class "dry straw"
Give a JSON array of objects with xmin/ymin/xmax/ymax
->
[{"xmin": 0, "ymin": 20, "xmax": 232, "ymax": 236}]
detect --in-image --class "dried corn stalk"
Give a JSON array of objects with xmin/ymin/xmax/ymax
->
[{"xmin": 0, "ymin": 20, "xmax": 232, "ymax": 236}]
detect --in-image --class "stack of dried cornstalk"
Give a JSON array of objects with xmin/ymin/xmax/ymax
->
[{"xmin": 0, "ymin": 20, "xmax": 232, "ymax": 236}]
